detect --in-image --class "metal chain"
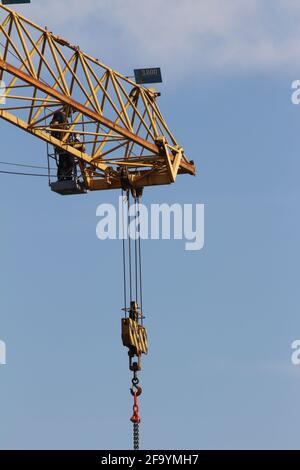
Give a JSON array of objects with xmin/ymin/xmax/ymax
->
[
  {"xmin": 133, "ymin": 423, "xmax": 139, "ymax": 450},
  {"xmin": 132, "ymin": 371, "xmax": 139, "ymax": 388},
  {"xmin": 131, "ymin": 372, "xmax": 141, "ymax": 450}
]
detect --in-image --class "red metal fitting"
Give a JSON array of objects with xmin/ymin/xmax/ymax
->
[
  {"xmin": 130, "ymin": 386, "xmax": 142, "ymax": 397},
  {"xmin": 130, "ymin": 386, "xmax": 142, "ymax": 424}
]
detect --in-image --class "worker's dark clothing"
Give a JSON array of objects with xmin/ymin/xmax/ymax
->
[
  {"xmin": 50, "ymin": 110, "xmax": 75, "ymax": 181},
  {"xmin": 57, "ymin": 153, "xmax": 74, "ymax": 181},
  {"xmin": 51, "ymin": 110, "xmax": 66, "ymax": 140}
]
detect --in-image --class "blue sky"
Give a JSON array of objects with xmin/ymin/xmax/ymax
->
[{"xmin": 1, "ymin": 0, "xmax": 300, "ymax": 450}]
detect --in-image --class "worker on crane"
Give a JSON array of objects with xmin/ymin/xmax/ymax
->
[
  {"xmin": 50, "ymin": 106, "xmax": 85, "ymax": 181},
  {"xmin": 50, "ymin": 106, "xmax": 73, "ymax": 181}
]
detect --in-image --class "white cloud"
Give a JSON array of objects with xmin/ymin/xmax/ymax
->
[{"xmin": 6, "ymin": 0, "xmax": 300, "ymax": 79}]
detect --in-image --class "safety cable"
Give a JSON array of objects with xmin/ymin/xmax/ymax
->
[
  {"xmin": 127, "ymin": 192, "xmax": 133, "ymax": 305},
  {"xmin": 0, "ymin": 160, "xmax": 56, "ymax": 171},
  {"xmin": 122, "ymin": 191, "xmax": 144, "ymax": 321},
  {"xmin": 138, "ymin": 196, "xmax": 144, "ymax": 325},
  {"xmin": 121, "ymin": 190, "xmax": 127, "ymax": 318},
  {"xmin": 134, "ymin": 196, "xmax": 139, "ymax": 306},
  {"xmin": 0, "ymin": 169, "xmax": 56, "ymax": 177}
]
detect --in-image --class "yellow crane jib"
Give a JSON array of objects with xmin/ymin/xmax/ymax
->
[{"xmin": 0, "ymin": 5, "xmax": 196, "ymax": 196}]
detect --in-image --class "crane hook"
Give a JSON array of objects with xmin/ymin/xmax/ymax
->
[{"xmin": 130, "ymin": 386, "xmax": 142, "ymax": 424}]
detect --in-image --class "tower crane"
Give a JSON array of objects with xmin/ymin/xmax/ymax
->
[{"xmin": 0, "ymin": 4, "xmax": 196, "ymax": 449}]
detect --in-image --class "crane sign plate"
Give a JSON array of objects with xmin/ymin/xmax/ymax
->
[{"xmin": 134, "ymin": 67, "xmax": 162, "ymax": 85}]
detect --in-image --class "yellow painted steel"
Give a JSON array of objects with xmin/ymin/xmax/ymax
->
[
  {"xmin": 0, "ymin": 5, "xmax": 195, "ymax": 192},
  {"xmin": 121, "ymin": 318, "xmax": 148, "ymax": 356}
]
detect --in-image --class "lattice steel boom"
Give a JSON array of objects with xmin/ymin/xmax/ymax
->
[{"xmin": 0, "ymin": 5, "xmax": 195, "ymax": 192}]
